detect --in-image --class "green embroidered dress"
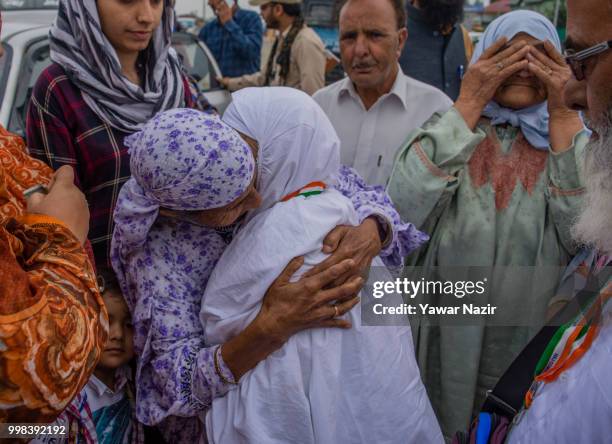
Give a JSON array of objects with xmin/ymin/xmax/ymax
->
[{"xmin": 387, "ymin": 107, "xmax": 589, "ymax": 438}]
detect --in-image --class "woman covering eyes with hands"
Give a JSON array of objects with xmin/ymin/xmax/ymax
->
[{"xmin": 387, "ymin": 10, "xmax": 588, "ymax": 439}]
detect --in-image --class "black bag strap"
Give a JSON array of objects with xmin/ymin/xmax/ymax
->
[{"xmin": 481, "ymin": 267, "xmax": 611, "ymax": 418}]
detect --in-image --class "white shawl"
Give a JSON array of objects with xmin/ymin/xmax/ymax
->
[{"xmin": 200, "ymin": 87, "xmax": 442, "ymax": 443}]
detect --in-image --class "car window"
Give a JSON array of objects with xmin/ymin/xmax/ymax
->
[
  {"xmin": 0, "ymin": 0, "xmax": 58, "ymax": 10},
  {"xmin": 304, "ymin": 1, "xmax": 337, "ymax": 28},
  {"xmin": 8, "ymin": 38, "xmax": 50, "ymax": 137},
  {"xmin": 171, "ymin": 32, "xmax": 222, "ymax": 93},
  {"xmin": 6, "ymin": 33, "xmax": 224, "ymax": 137}
]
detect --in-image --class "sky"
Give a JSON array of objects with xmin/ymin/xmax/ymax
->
[{"xmin": 175, "ymin": 0, "xmax": 257, "ymax": 19}]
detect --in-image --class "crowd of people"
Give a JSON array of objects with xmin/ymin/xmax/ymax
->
[{"xmin": 0, "ymin": 0, "xmax": 610, "ymax": 443}]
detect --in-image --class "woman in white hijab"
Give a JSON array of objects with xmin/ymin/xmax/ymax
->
[{"xmin": 200, "ymin": 88, "xmax": 443, "ymax": 443}]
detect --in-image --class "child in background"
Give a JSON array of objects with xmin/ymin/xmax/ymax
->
[
  {"xmin": 32, "ymin": 266, "xmax": 141, "ymax": 444},
  {"xmin": 84, "ymin": 266, "xmax": 139, "ymax": 444}
]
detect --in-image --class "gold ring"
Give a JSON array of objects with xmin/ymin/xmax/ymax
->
[{"xmin": 333, "ymin": 305, "xmax": 339, "ymax": 318}]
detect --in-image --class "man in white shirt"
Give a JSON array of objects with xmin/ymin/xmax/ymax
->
[{"xmin": 313, "ymin": 0, "xmax": 452, "ymax": 186}]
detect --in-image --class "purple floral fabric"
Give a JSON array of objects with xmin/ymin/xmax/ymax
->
[
  {"xmin": 109, "ymin": 108, "xmax": 425, "ymax": 444},
  {"xmin": 110, "ymin": 109, "xmax": 254, "ymax": 436},
  {"xmin": 122, "ymin": 220, "xmax": 231, "ymax": 432},
  {"xmin": 111, "ymin": 108, "xmax": 254, "ymax": 319}
]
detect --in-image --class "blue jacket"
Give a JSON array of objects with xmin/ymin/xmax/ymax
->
[{"xmin": 199, "ymin": 9, "xmax": 263, "ymax": 78}]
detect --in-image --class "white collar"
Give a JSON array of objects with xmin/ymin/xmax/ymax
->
[
  {"xmin": 339, "ymin": 66, "xmax": 408, "ymax": 110},
  {"xmin": 89, "ymin": 366, "xmax": 129, "ymax": 397}
]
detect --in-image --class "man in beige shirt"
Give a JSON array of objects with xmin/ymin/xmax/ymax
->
[{"xmin": 218, "ymin": 0, "xmax": 326, "ymax": 95}]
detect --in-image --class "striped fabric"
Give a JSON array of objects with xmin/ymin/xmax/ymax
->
[
  {"xmin": 26, "ymin": 63, "xmax": 199, "ymax": 266},
  {"xmin": 49, "ymin": 0, "xmax": 185, "ymax": 133}
]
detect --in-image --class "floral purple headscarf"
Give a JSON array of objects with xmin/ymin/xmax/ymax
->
[{"xmin": 111, "ymin": 108, "xmax": 255, "ymax": 309}]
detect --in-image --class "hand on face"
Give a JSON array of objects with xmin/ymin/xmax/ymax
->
[
  {"xmin": 209, "ymin": 0, "xmax": 232, "ymax": 25},
  {"xmin": 525, "ymin": 40, "xmax": 574, "ymax": 115},
  {"xmin": 458, "ymin": 38, "xmax": 531, "ymax": 110},
  {"xmin": 455, "ymin": 38, "xmax": 530, "ymax": 128}
]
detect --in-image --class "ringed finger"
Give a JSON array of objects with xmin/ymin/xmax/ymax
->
[
  {"xmin": 315, "ymin": 276, "xmax": 363, "ymax": 307},
  {"xmin": 528, "ymin": 46, "xmax": 561, "ymax": 72},
  {"xmin": 542, "ymin": 39, "xmax": 566, "ymax": 65},
  {"xmin": 486, "ymin": 45, "xmax": 529, "ymax": 76},
  {"xmin": 335, "ymin": 296, "xmax": 361, "ymax": 316},
  {"xmin": 311, "ymin": 296, "xmax": 360, "ymax": 323}
]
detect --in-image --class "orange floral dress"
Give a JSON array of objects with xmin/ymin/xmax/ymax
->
[{"xmin": 0, "ymin": 125, "xmax": 108, "ymax": 424}]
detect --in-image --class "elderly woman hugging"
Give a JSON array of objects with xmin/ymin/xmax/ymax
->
[
  {"xmin": 200, "ymin": 87, "xmax": 442, "ymax": 443},
  {"xmin": 111, "ymin": 99, "xmax": 438, "ymax": 443}
]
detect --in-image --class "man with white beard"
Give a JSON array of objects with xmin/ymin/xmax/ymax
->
[
  {"xmin": 572, "ymin": 113, "xmax": 612, "ymax": 253},
  {"xmin": 504, "ymin": 0, "xmax": 611, "ymax": 442}
]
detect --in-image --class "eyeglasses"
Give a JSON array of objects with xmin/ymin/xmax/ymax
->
[{"xmin": 564, "ymin": 40, "xmax": 612, "ymax": 81}]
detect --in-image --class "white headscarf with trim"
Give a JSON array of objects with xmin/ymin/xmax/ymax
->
[{"xmin": 222, "ymin": 87, "xmax": 340, "ymax": 220}]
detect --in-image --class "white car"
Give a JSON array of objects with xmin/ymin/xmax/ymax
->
[{"xmin": 0, "ymin": 8, "xmax": 231, "ymax": 138}]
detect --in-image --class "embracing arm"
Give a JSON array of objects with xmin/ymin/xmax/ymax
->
[
  {"xmin": 129, "ymin": 252, "xmax": 360, "ymax": 426},
  {"xmin": 127, "ymin": 257, "xmax": 233, "ymax": 424},
  {"xmin": 546, "ymin": 130, "xmax": 589, "ymax": 254},
  {"xmin": 525, "ymin": 39, "xmax": 589, "ymax": 254}
]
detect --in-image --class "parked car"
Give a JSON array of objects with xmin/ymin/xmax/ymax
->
[{"xmin": 0, "ymin": 8, "xmax": 230, "ymax": 138}]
